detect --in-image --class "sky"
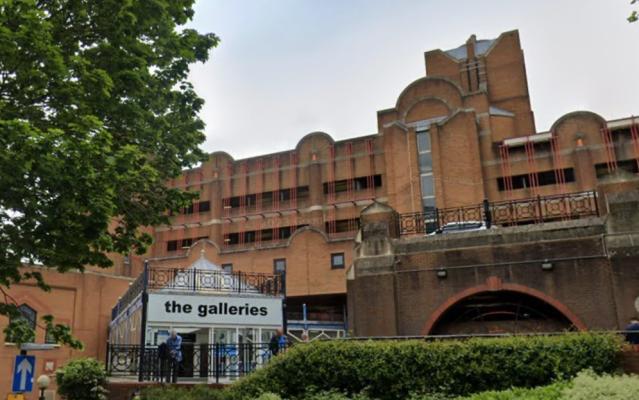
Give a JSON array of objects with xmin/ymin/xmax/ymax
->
[{"xmin": 186, "ymin": 0, "xmax": 639, "ymax": 160}]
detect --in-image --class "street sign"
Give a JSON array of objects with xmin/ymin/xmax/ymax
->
[
  {"xmin": 7, "ymin": 395, "xmax": 25, "ymax": 400},
  {"xmin": 12, "ymin": 355, "xmax": 35, "ymax": 393}
]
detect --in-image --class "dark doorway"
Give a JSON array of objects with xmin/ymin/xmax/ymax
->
[{"xmin": 179, "ymin": 333, "xmax": 197, "ymax": 377}]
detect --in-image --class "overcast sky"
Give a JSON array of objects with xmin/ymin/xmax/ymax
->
[{"xmin": 187, "ymin": 0, "xmax": 639, "ymax": 160}]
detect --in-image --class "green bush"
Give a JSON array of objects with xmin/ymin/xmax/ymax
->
[
  {"xmin": 562, "ymin": 370, "xmax": 639, "ymax": 400},
  {"xmin": 445, "ymin": 382, "xmax": 566, "ymax": 400},
  {"xmin": 55, "ymin": 358, "xmax": 108, "ymax": 400},
  {"xmin": 227, "ymin": 334, "xmax": 621, "ymax": 400},
  {"xmin": 141, "ymin": 385, "xmax": 226, "ymax": 400}
]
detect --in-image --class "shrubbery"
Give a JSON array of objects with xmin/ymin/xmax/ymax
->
[
  {"xmin": 561, "ymin": 370, "xmax": 639, "ymax": 400},
  {"xmin": 142, "ymin": 372, "xmax": 639, "ymax": 400},
  {"xmin": 227, "ymin": 333, "xmax": 621, "ymax": 400},
  {"xmin": 56, "ymin": 358, "xmax": 108, "ymax": 400},
  {"xmin": 141, "ymin": 385, "xmax": 225, "ymax": 400}
]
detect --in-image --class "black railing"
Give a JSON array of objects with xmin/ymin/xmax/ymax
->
[
  {"xmin": 107, "ymin": 342, "xmax": 285, "ymax": 383},
  {"xmin": 111, "ymin": 270, "xmax": 146, "ymax": 321},
  {"xmin": 147, "ymin": 268, "xmax": 284, "ymax": 296},
  {"xmin": 398, "ymin": 191, "xmax": 599, "ymax": 235}
]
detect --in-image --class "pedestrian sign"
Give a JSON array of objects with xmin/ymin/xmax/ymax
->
[{"xmin": 12, "ymin": 355, "xmax": 35, "ymax": 393}]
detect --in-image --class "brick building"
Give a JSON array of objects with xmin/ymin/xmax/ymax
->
[
  {"xmin": 130, "ymin": 29, "xmax": 638, "ymax": 338},
  {"xmin": 1, "ymin": 28, "xmax": 638, "ymax": 395}
]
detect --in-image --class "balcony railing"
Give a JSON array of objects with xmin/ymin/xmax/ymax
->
[
  {"xmin": 147, "ymin": 268, "xmax": 284, "ymax": 296},
  {"xmin": 398, "ymin": 191, "xmax": 599, "ymax": 236},
  {"xmin": 111, "ymin": 271, "xmax": 146, "ymax": 321},
  {"xmin": 106, "ymin": 342, "xmax": 286, "ymax": 383}
]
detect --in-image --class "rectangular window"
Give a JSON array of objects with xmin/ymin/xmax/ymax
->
[
  {"xmin": 279, "ymin": 226, "xmax": 292, "ymax": 239},
  {"xmin": 297, "ymin": 186, "xmax": 310, "ymax": 199},
  {"xmin": 595, "ymin": 159, "xmax": 639, "ymax": 179},
  {"xmin": 167, "ymin": 240, "xmax": 178, "ymax": 252},
  {"xmin": 324, "ymin": 175, "xmax": 382, "ymax": 194},
  {"xmin": 279, "ymin": 189, "xmax": 291, "ymax": 202},
  {"xmin": 181, "ymin": 238, "xmax": 193, "ymax": 248},
  {"xmin": 273, "ymin": 259, "xmax": 286, "ymax": 274},
  {"xmin": 198, "ymin": 201, "xmax": 211, "ymax": 213},
  {"xmin": 419, "ymin": 153, "xmax": 433, "ymax": 173},
  {"xmin": 325, "ymin": 219, "xmax": 359, "ymax": 233},
  {"xmin": 331, "ymin": 253, "xmax": 345, "ymax": 269},
  {"xmin": 417, "ymin": 131, "xmax": 431, "ymax": 152},
  {"xmin": 222, "ymin": 264, "xmax": 233, "ymax": 273},
  {"xmin": 225, "ymin": 232, "xmax": 239, "ymax": 245},
  {"xmin": 497, "ymin": 168, "xmax": 576, "ymax": 191},
  {"xmin": 420, "ymin": 174, "xmax": 434, "ymax": 197},
  {"xmin": 45, "ymin": 328, "xmax": 56, "ymax": 344}
]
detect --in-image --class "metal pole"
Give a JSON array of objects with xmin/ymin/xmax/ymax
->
[
  {"xmin": 215, "ymin": 343, "xmax": 220, "ymax": 384},
  {"xmin": 281, "ymin": 271, "xmax": 287, "ymax": 335},
  {"xmin": 483, "ymin": 199, "xmax": 492, "ymax": 229},
  {"xmin": 105, "ymin": 341, "xmax": 110, "ymax": 374},
  {"xmin": 302, "ymin": 303, "xmax": 308, "ymax": 331},
  {"xmin": 138, "ymin": 260, "xmax": 149, "ymax": 382}
]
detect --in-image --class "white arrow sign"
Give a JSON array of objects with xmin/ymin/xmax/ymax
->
[{"xmin": 16, "ymin": 358, "xmax": 32, "ymax": 391}]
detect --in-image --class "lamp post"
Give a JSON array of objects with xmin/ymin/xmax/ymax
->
[{"xmin": 36, "ymin": 375, "xmax": 50, "ymax": 400}]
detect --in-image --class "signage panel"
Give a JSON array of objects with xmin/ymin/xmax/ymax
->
[
  {"xmin": 147, "ymin": 293, "xmax": 283, "ymax": 326},
  {"xmin": 12, "ymin": 355, "xmax": 35, "ymax": 393}
]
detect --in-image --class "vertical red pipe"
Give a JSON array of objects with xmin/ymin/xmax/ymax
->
[
  {"xmin": 600, "ymin": 126, "xmax": 618, "ymax": 173},
  {"xmin": 525, "ymin": 140, "xmax": 538, "ymax": 197},
  {"xmin": 273, "ymin": 156, "xmax": 281, "ymax": 241},
  {"xmin": 290, "ymin": 152, "xmax": 298, "ymax": 230},
  {"xmin": 328, "ymin": 145, "xmax": 336, "ymax": 236},
  {"xmin": 366, "ymin": 139, "xmax": 375, "ymax": 199},
  {"xmin": 256, "ymin": 158, "xmax": 263, "ymax": 247}
]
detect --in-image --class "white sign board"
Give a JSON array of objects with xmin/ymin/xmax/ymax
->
[{"xmin": 147, "ymin": 293, "xmax": 283, "ymax": 326}]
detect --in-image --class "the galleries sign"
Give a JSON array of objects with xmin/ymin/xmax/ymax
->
[{"xmin": 147, "ymin": 293, "xmax": 283, "ymax": 326}]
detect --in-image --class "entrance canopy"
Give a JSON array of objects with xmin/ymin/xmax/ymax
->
[{"xmin": 109, "ymin": 252, "xmax": 284, "ymax": 346}]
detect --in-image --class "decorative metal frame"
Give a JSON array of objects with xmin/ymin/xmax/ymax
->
[
  {"xmin": 107, "ymin": 342, "xmax": 284, "ymax": 383},
  {"xmin": 398, "ymin": 191, "xmax": 599, "ymax": 236}
]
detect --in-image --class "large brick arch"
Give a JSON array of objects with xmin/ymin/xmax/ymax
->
[{"xmin": 420, "ymin": 278, "xmax": 587, "ymax": 335}]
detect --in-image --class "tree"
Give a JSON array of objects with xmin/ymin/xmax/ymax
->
[
  {"xmin": 0, "ymin": 0, "xmax": 218, "ymax": 347},
  {"xmin": 56, "ymin": 358, "xmax": 108, "ymax": 400},
  {"xmin": 630, "ymin": 0, "xmax": 638, "ymax": 22}
]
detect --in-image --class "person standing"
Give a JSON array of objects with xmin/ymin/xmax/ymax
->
[
  {"xmin": 166, "ymin": 329, "xmax": 183, "ymax": 383},
  {"xmin": 269, "ymin": 328, "xmax": 287, "ymax": 356}
]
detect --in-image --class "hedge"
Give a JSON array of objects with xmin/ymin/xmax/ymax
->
[
  {"xmin": 226, "ymin": 334, "xmax": 621, "ymax": 400},
  {"xmin": 141, "ymin": 371, "xmax": 639, "ymax": 400}
]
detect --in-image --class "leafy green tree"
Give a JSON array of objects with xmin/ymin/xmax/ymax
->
[
  {"xmin": 630, "ymin": 0, "xmax": 638, "ymax": 22},
  {"xmin": 56, "ymin": 358, "xmax": 108, "ymax": 400},
  {"xmin": 0, "ymin": 0, "xmax": 218, "ymax": 347}
]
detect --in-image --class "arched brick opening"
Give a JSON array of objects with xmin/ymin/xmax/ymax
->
[{"xmin": 420, "ymin": 281, "xmax": 587, "ymax": 335}]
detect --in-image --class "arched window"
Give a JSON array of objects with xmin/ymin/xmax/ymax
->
[{"xmin": 13, "ymin": 304, "xmax": 37, "ymax": 330}]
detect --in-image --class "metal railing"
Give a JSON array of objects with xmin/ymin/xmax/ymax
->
[
  {"xmin": 147, "ymin": 268, "xmax": 284, "ymax": 296},
  {"xmin": 398, "ymin": 191, "xmax": 599, "ymax": 236},
  {"xmin": 111, "ymin": 270, "xmax": 146, "ymax": 321},
  {"xmin": 107, "ymin": 342, "xmax": 285, "ymax": 383}
]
